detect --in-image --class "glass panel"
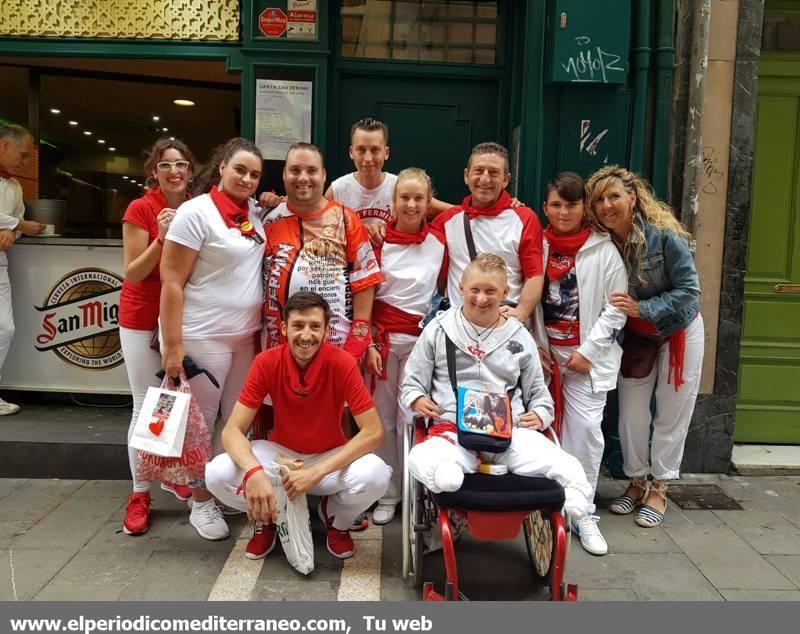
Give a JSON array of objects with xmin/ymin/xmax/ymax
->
[
  {"xmin": 762, "ymin": 15, "xmax": 800, "ymax": 51},
  {"xmin": 340, "ymin": 0, "xmax": 499, "ymax": 65}
]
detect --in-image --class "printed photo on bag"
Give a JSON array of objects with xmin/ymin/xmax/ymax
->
[
  {"xmin": 457, "ymin": 385, "xmax": 512, "ymax": 439},
  {"xmin": 149, "ymin": 393, "xmax": 177, "ymax": 436}
]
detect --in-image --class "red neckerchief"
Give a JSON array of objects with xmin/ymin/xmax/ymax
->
[
  {"xmin": 282, "ymin": 341, "xmax": 329, "ymax": 397},
  {"xmin": 372, "ymin": 301, "xmax": 422, "ymax": 381},
  {"xmin": 0, "ymin": 170, "xmax": 13, "ymax": 180},
  {"xmin": 544, "ymin": 226, "xmax": 591, "ymax": 282},
  {"xmin": 384, "ymin": 219, "xmax": 429, "ymax": 245},
  {"xmin": 627, "ymin": 316, "xmax": 686, "ymax": 392},
  {"xmin": 462, "ymin": 190, "xmax": 512, "ymax": 220},
  {"xmin": 209, "ymin": 187, "xmax": 263, "ymax": 243}
]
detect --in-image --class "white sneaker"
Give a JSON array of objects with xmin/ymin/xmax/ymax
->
[
  {"xmin": 372, "ymin": 503, "xmax": 396, "ymax": 525},
  {"xmin": 0, "ymin": 398, "xmax": 20, "ymax": 416},
  {"xmin": 189, "ymin": 499, "xmax": 230, "ymax": 541},
  {"xmin": 573, "ymin": 515, "xmax": 608, "ymax": 556}
]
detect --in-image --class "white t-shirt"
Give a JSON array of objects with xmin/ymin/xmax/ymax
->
[
  {"xmin": 165, "ymin": 194, "xmax": 265, "ymax": 339},
  {"xmin": 330, "ymin": 172, "xmax": 397, "ymax": 226},
  {"xmin": 0, "ymin": 176, "xmax": 24, "ymax": 267}
]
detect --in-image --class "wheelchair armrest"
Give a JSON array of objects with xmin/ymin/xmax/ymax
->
[{"xmin": 542, "ymin": 425, "xmax": 561, "ymax": 448}]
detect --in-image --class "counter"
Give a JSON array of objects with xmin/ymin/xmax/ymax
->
[{"xmin": 1, "ymin": 238, "xmax": 131, "ymax": 394}]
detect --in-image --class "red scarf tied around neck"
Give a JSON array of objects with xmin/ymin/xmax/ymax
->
[
  {"xmin": 209, "ymin": 187, "xmax": 262, "ymax": 243},
  {"xmin": 384, "ymin": 218, "xmax": 429, "ymax": 245},
  {"xmin": 543, "ymin": 226, "xmax": 591, "ymax": 281},
  {"xmin": 463, "ymin": 190, "xmax": 513, "ymax": 219}
]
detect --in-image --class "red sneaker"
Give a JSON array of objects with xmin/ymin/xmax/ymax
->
[
  {"xmin": 245, "ymin": 522, "xmax": 278, "ymax": 560},
  {"xmin": 160, "ymin": 481, "xmax": 192, "ymax": 501},
  {"xmin": 317, "ymin": 496, "xmax": 355, "ymax": 559},
  {"xmin": 123, "ymin": 492, "xmax": 151, "ymax": 535}
]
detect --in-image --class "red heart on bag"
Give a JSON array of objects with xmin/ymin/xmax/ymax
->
[{"xmin": 149, "ymin": 420, "xmax": 165, "ymax": 436}]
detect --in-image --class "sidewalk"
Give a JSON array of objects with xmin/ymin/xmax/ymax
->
[{"xmin": 0, "ymin": 473, "xmax": 798, "ymax": 601}]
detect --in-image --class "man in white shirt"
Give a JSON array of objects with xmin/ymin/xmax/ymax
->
[{"xmin": 0, "ymin": 124, "xmax": 45, "ymax": 415}]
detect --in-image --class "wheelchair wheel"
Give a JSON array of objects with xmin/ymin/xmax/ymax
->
[
  {"xmin": 402, "ymin": 422, "xmax": 424, "ymax": 588},
  {"xmin": 410, "ymin": 479, "xmax": 425, "ymax": 588},
  {"xmin": 523, "ymin": 510, "xmax": 555, "ymax": 584}
]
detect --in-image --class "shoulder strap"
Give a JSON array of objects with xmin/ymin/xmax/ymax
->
[
  {"xmin": 462, "ymin": 212, "xmax": 478, "ymax": 261},
  {"xmin": 444, "ymin": 333, "xmax": 458, "ymax": 398}
]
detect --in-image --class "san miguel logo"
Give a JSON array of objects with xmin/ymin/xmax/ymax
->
[{"xmin": 34, "ymin": 268, "xmax": 124, "ymax": 370}]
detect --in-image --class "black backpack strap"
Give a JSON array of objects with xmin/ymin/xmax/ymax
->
[
  {"xmin": 462, "ymin": 212, "xmax": 478, "ymax": 261},
  {"xmin": 445, "ymin": 333, "xmax": 458, "ymax": 399}
]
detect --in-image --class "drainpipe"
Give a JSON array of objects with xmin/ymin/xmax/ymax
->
[
  {"xmin": 680, "ymin": 0, "xmax": 711, "ymax": 242},
  {"xmin": 629, "ymin": 0, "xmax": 653, "ymax": 176},
  {"xmin": 652, "ymin": 0, "xmax": 677, "ymax": 198}
]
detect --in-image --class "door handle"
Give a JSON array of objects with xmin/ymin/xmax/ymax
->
[{"xmin": 774, "ymin": 284, "xmax": 800, "ymax": 293}]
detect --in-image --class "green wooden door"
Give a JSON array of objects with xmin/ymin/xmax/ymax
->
[
  {"xmin": 332, "ymin": 72, "xmax": 502, "ymax": 204},
  {"xmin": 736, "ymin": 55, "xmax": 800, "ymax": 443}
]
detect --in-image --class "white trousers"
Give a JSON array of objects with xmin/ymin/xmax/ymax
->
[
  {"xmin": 407, "ymin": 427, "xmax": 595, "ymax": 520},
  {"xmin": 205, "ymin": 440, "xmax": 391, "ymax": 530},
  {"xmin": 0, "ymin": 263, "xmax": 13, "ymax": 384},
  {"xmin": 119, "ymin": 326, "xmax": 162, "ymax": 492},
  {"xmin": 371, "ymin": 334, "xmax": 417, "ymax": 505},
  {"xmin": 550, "ymin": 345, "xmax": 608, "ymax": 498},
  {"xmin": 618, "ymin": 314, "xmax": 705, "ymax": 480}
]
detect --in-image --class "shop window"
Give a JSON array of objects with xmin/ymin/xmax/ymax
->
[
  {"xmin": 0, "ymin": 59, "xmax": 240, "ymax": 240},
  {"xmin": 340, "ymin": 0, "xmax": 500, "ymax": 65},
  {"xmin": 762, "ymin": 14, "xmax": 800, "ymax": 51}
]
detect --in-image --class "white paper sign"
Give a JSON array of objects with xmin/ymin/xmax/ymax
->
[{"xmin": 255, "ymin": 79, "xmax": 313, "ymax": 161}]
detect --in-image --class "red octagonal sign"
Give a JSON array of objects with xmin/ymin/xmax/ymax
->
[{"xmin": 259, "ymin": 8, "xmax": 287, "ymax": 38}]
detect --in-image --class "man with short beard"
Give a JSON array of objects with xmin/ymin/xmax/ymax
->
[{"xmin": 206, "ymin": 291, "xmax": 390, "ymax": 561}]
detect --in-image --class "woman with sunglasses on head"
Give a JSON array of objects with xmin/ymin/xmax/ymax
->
[
  {"xmin": 585, "ymin": 165, "xmax": 702, "ymax": 529},
  {"xmin": 159, "ymin": 137, "xmax": 266, "ymax": 541},
  {"xmin": 119, "ymin": 138, "xmax": 195, "ymax": 536}
]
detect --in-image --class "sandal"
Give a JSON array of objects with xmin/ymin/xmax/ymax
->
[
  {"xmin": 635, "ymin": 480, "xmax": 668, "ymax": 528},
  {"xmin": 609, "ymin": 477, "xmax": 648, "ymax": 515}
]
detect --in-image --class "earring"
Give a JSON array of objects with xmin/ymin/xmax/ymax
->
[{"xmin": 145, "ymin": 176, "xmax": 157, "ymax": 189}]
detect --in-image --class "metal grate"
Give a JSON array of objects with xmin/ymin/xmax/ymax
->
[{"xmin": 666, "ymin": 484, "xmax": 743, "ymax": 511}]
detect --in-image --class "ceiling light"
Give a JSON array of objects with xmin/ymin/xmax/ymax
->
[
  {"xmin": 169, "ymin": 136, "xmax": 175, "ymax": 141},
  {"xmin": 122, "ymin": 176, "xmax": 128, "ymax": 180},
  {"xmin": 68, "ymin": 120, "xmax": 78, "ymax": 126},
  {"xmin": 108, "ymin": 147, "xmax": 116, "ymax": 152},
  {"xmin": 173, "ymin": 99, "xmax": 195, "ymax": 107},
  {"xmin": 83, "ymin": 130, "xmax": 92, "ymax": 136},
  {"xmin": 97, "ymin": 139, "xmax": 105, "ymax": 144},
  {"xmin": 161, "ymin": 127, "xmax": 168, "ymax": 132},
  {"xmin": 152, "ymin": 115, "xmax": 160, "ymax": 122},
  {"xmin": 50, "ymin": 108, "xmax": 61, "ymax": 114}
]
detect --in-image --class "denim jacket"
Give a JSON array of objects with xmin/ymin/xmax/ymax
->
[{"xmin": 625, "ymin": 219, "xmax": 700, "ymax": 337}]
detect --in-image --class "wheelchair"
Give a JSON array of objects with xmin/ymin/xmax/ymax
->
[{"xmin": 400, "ymin": 366, "xmax": 578, "ymax": 601}]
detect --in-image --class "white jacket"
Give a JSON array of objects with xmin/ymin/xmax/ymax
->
[
  {"xmin": 401, "ymin": 307, "xmax": 555, "ymax": 429},
  {"xmin": 532, "ymin": 230, "xmax": 627, "ymax": 393}
]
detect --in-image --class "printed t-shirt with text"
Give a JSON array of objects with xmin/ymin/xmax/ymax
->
[{"xmin": 263, "ymin": 199, "xmax": 383, "ymax": 349}]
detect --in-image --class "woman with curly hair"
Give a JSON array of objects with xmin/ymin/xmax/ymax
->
[{"xmin": 585, "ymin": 166, "xmax": 703, "ymax": 528}]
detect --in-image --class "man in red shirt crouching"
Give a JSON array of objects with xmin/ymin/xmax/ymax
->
[{"xmin": 205, "ymin": 291, "xmax": 390, "ymax": 560}]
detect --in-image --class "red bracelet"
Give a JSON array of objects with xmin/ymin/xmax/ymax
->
[{"xmin": 236, "ymin": 464, "xmax": 265, "ymax": 497}]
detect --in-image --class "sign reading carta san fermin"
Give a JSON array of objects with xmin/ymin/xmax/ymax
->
[{"xmin": 34, "ymin": 268, "xmax": 124, "ymax": 370}]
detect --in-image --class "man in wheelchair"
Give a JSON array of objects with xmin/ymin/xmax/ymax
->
[{"xmin": 400, "ymin": 254, "xmax": 599, "ymax": 537}]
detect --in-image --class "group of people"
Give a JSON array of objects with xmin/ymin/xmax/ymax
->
[{"xmin": 0, "ymin": 116, "xmax": 703, "ymax": 565}]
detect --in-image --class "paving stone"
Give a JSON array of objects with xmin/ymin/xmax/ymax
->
[
  {"xmin": 719, "ymin": 589, "xmax": 800, "ymax": 600},
  {"xmin": 597, "ymin": 512, "xmax": 682, "ymax": 554},
  {"xmin": 0, "ymin": 548, "xmax": 75, "ymax": 601},
  {"xmin": 81, "ymin": 511, "xmax": 181, "ymax": 555},
  {"xmin": 579, "ymin": 588, "xmax": 639, "ymax": 601},
  {"xmin": 73, "ymin": 480, "xmax": 135, "ymax": 498},
  {"xmin": 34, "ymin": 549, "xmax": 149, "ymax": 601},
  {"xmin": 122, "ymin": 551, "xmax": 229, "ymax": 601},
  {"xmin": 714, "ymin": 510, "xmax": 800, "ymax": 555},
  {"xmin": 717, "ymin": 477, "xmax": 800, "ymax": 524},
  {"xmin": 12, "ymin": 495, "xmax": 123, "ymax": 551},
  {"xmin": 663, "ymin": 523, "xmax": 796, "ymax": 590},
  {"xmin": 154, "ymin": 514, "xmax": 246, "ymax": 552},
  {"xmin": 0, "ymin": 479, "xmax": 27, "ymax": 500},
  {"xmin": 567, "ymin": 550, "xmax": 723, "ymax": 600},
  {"xmin": 764, "ymin": 555, "xmax": 800, "ymax": 588},
  {"xmin": 0, "ymin": 521, "xmax": 37, "ymax": 549},
  {"xmin": 253, "ymin": 578, "xmax": 338, "ymax": 601},
  {"xmin": 0, "ymin": 479, "xmax": 83, "ymax": 523}
]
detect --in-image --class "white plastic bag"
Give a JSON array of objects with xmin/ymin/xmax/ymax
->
[
  {"xmin": 129, "ymin": 379, "xmax": 190, "ymax": 457},
  {"xmin": 269, "ymin": 464, "xmax": 314, "ymax": 575}
]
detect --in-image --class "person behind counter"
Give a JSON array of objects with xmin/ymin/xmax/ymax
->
[
  {"xmin": 159, "ymin": 137, "xmax": 266, "ymax": 541},
  {"xmin": 119, "ymin": 137, "xmax": 196, "ymax": 536},
  {"xmin": 0, "ymin": 123, "xmax": 46, "ymax": 416}
]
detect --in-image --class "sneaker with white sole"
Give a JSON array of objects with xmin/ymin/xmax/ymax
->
[
  {"xmin": 0, "ymin": 398, "xmax": 20, "ymax": 416},
  {"xmin": 372, "ymin": 503, "xmax": 397, "ymax": 525},
  {"xmin": 573, "ymin": 515, "xmax": 608, "ymax": 556},
  {"xmin": 189, "ymin": 499, "xmax": 230, "ymax": 541}
]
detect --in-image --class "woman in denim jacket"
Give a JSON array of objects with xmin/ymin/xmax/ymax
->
[{"xmin": 585, "ymin": 166, "xmax": 703, "ymax": 528}]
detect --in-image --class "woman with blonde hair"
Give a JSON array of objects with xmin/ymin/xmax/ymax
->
[{"xmin": 585, "ymin": 165, "xmax": 702, "ymax": 528}]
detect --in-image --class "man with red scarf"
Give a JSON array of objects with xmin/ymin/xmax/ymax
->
[{"xmin": 431, "ymin": 142, "xmax": 544, "ymax": 323}]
